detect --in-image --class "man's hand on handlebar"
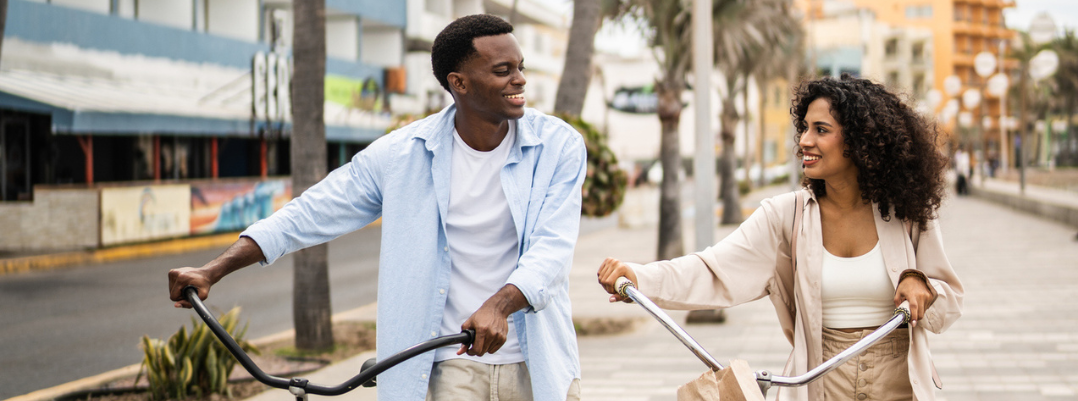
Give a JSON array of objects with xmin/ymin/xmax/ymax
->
[
  {"xmin": 167, "ymin": 236, "xmax": 266, "ymax": 309},
  {"xmin": 597, "ymin": 257, "xmax": 637, "ymax": 303},
  {"xmin": 457, "ymin": 284, "xmax": 528, "ymax": 357},
  {"xmin": 169, "ymin": 267, "xmax": 215, "ymax": 309}
]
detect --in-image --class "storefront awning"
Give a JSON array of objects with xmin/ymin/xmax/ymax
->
[{"xmin": 0, "ymin": 41, "xmax": 389, "ymax": 144}]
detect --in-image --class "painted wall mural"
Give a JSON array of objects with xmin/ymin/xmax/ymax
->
[
  {"xmin": 101, "ymin": 185, "xmax": 191, "ymax": 246},
  {"xmin": 190, "ymin": 179, "xmax": 291, "ymax": 235}
]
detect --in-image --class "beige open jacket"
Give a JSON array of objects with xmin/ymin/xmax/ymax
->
[{"xmin": 629, "ymin": 190, "xmax": 964, "ymax": 401}]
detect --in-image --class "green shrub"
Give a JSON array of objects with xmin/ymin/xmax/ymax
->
[
  {"xmin": 558, "ymin": 114, "xmax": 629, "ymax": 217},
  {"xmin": 137, "ymin": 307, "xmax": 258, "ymax": 400}
]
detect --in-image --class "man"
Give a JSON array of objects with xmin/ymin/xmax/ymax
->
[
  {"xmin": 954, "ymin": 145, "xmax": 970, "ymax": 196},
  {"xmin": 168, "ymin": 14, "xmax": 585, "ymax": 401}
]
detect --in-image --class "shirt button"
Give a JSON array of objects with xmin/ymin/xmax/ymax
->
[
  {"xmin": 859, "ymin": 363, "xmax": 867, "ymax": 371},
  {"xmin": 444, "ymin": 246, "xmax": 449, "ymax": 252},
  {"xmin": 431, "ymin": 331, "xmax": 437, "ymax": 337},
  {"xmin": 857, "ymin": 393, "xmax": 867, "ymax": 400},
  {"xmin": 422, "ymin": 374, "xmax": 428, "ymax": 380},
  {"xmin": 439, "ymin": 289, "xmax": 445, "ymax": 294},
  {"xmin": 858, "ymin": 379, "xmax": 867, "ymax": 387}
]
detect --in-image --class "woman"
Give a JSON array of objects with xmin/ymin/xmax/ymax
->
[{"xmin": 597, "ymin": 74, "xmax": 963, "ymax": 401}]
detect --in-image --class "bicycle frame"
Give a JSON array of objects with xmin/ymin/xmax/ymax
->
[
  {"xmin": 614, "ymin": 277, "xmax": 911, "ymax": 397},
  {"xmin": 183, "ymin": 286, "xmax": 474, "ymax": 401}
]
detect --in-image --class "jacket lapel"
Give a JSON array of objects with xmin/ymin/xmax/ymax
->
[{"xmin": 872, "ymin": 204, "xmax": 910, "ymax": 286}]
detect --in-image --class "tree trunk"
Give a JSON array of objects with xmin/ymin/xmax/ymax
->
[
  {"xmin": 656, "ymin": 80, "xmax": 684, "ymax": 260},
  {"xmin": 291, "ymin": 0, "xmax": 333, "ymax": 351},
  {"xmin": 757, "ymin": 82, "xmax": 768, "ymax": 187},
  {"xmin": 720, "ymin": 96, "xmax": 743, "ymax": 225},
  {"xmin": 742, "ymin": 76, "xmax": 753, "ymax": 189},
  {"xmin": 0, "ymin": 0, "xmax": 7, "ymax": 61},
  {"xmin": 553, "ymin": 0, "xmax": 602, "ymax": 117}
]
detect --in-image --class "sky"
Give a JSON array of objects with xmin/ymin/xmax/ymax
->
[
  {"xmin": 1004, "ymin": 0, "xmax": 1078, "ymax": 33},
  {"xmin": 537, "ymin": 0, "xmax": 1078, "ymax": 58}
]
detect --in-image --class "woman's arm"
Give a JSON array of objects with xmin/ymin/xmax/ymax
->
[{"xmin": 599, "ymin": 193, "xmax": 796, "ymax": 310}]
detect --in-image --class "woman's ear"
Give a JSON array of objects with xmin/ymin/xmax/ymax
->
[{"xmin": 448, "ymin": 72, "xmax": 466, "ymax": 95}]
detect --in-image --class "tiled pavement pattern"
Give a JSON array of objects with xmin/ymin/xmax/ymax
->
[{"xmin": 571, "ymin": 194, "xmax": 1078, "ymax": 401}]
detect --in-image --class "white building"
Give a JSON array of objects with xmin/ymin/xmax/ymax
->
[{"xmin": 396, "ymin": 0, "xmax": 568, "ymax": 115}]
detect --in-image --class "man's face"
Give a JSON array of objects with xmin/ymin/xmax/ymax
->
[{"xmin": 452, "ymin": 33, "xmax": 527, "ymax": 121}]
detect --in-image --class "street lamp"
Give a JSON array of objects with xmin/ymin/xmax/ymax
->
[
  {"xmin": 987, "ymin": 71, "xmax": 1009, "ymax": 174},
  {"xmin": 971, "ymin": 51, "xmax": 996, "ymax": 180}
]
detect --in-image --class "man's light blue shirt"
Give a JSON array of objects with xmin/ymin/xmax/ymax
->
[{"xmin": 242, "ymin": 105, "xmax": 585, "ymax": 400}]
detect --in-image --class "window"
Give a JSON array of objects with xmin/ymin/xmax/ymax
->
[
  {"xmin": 912, "ymin": 42, "xmax": 925, "ymax": 63},
  {"xmin": 885, "ymin": 39, "xmax": 898, "ymax": 58},
  {"xmin": 913, "ymin": 74, "xmax": 925, "ymax": 97},
  {"xmin": 905, "ymin": 5, "xmax": 932, "ymax": 19},
  {"xmin": 887, "ymin": 72, "xmax": 899, "ymax": 88}
]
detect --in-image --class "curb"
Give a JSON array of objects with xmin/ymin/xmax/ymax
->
[
  {"xmin": 969, "ymin": 182, "xmax": 1078, "ymax": 229},
  {"xmin": 4, "ymin": 303, "xmax": 379, "ymax": 401},
  {"xmin": 0, "ymin": 232, "xmax": 241, "ymax": 276}
]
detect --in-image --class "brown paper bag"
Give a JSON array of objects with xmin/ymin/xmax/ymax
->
[{"xmin": 677, "ymin": 359, "xmax": 764, "ymax": 401}]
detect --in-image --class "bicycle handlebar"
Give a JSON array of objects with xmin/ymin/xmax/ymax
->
[
  {"xmin": 614, "ymin": 277, "xmax": 912, "ymax": 395},
  {"xmin": 183, "ymin": 286, "xmax": 475, "ymax": 396}
]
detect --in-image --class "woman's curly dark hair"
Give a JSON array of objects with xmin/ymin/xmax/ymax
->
[
  {"xmin": 431, "ymin": 14, "xmax": 514, "ymax": 93},
  {"xmin": 791, "ymin": 74, "xmax": 948, "ymax": 229}
]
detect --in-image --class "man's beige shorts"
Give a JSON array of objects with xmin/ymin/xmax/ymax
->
[
  {"xmin": 821, "ymin": 327, "xmax": 912, "ymax": 401},
  {"xmin": 426, "ymin": 358, "xmax": 581, "ymax": 401}
]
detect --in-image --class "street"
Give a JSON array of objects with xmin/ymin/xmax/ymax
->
[
  {"xmin": 0, "ymin": 227, "xmax": 382, "ymax": 400},
  {"xmin": 574, "ymin": 193, "xmax": 1078, "ymax": 400}
]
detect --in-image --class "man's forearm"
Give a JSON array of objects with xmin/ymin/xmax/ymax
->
[
  {"xmin": 486, "ymin": 284, "xmax": 530, "ymax": 317},
  {"xmin": 204, "ymin": 236, "xmax": 265, "ymax": 283}
]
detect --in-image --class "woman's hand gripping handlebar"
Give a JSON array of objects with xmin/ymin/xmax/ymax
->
[{"xmin": 181, "ymin": 286, "xmax": 475, "ymax": 399}]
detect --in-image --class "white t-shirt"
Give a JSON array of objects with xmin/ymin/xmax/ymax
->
[{"xmin": 434, "ymin": 122, "xmax": 524, "ymax": 364}]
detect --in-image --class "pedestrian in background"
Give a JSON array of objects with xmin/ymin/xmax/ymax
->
[
  {"xmin": 169, "ymin": 14, "xmax": 585, "ymax": 401},
  {"xmin": 954, "ymin": 145, "xmax": 970, "ymax": 196},
  {"xmin": 598, "ymin": 74, "xmax": 963, "ymax": 401}
]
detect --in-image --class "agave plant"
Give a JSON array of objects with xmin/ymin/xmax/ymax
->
[{"xmin": 137, "ymin": 307, "xmax": 258, "ymax": 400}]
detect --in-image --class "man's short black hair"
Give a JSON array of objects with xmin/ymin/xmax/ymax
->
[{"xmin": 431, "ymin": 14, "xmax": 514, "ymax": 92}]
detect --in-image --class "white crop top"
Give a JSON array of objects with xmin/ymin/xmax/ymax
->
[{"xmin": 820, "ymin": 242, "xmax": 896, "ymax": 329}]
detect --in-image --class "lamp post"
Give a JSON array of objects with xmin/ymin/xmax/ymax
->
[
  {"xmin": 1022, "ymin": 48, "xmax": 1059, "ymax": 192},
  {"xmin": 974, "ymin": 51, "xmax": 996, "ymax": 181}
]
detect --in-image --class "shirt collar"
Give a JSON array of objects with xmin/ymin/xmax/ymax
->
[{"xmin": 413, "ymin": 104, "xmax": 543, "ymax": 153}]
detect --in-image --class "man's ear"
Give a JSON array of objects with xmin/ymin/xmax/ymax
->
[{"xmin": 448, "ymin": 72, "xmax": 467, "ymax": 95}]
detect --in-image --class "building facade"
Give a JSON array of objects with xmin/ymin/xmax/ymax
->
[{"xmin": 0, "ymin": 0, "xmax": 406, "ymax": 250}]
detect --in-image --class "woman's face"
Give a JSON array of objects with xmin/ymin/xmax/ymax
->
[{"xmin": 799, "ymin": 98, "xmax": 858, "ymax": 183}]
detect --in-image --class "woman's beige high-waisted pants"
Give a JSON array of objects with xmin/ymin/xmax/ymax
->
[{"xmin": 821, "ymin": 327, "xmax": 913, "ymax": 401}]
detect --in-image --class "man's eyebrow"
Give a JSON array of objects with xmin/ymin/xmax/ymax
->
[
  {"xmin": 491, "ymin": 58, "xmax": 524, "ymax": 69},
  {"xmin": 811, "ymin": 121, "xmax": 833, "ymax": 127}
]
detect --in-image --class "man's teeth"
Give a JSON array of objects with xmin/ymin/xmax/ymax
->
[
  {"xmin": 804, "ymin": 156, "xmax": 820, "ymax": 161},
  {"xmin": 505, "ymin": 94, "xmax": 524, "ymax": 99}
]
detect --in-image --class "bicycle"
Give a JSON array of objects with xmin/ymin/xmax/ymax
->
[
  {"xmin": 182, "ymin": 286, "xmax": 474, "ymax": 401},
  {"xmin": 613, "ymin": 277, "xmax": 912, "ymax": 398}
]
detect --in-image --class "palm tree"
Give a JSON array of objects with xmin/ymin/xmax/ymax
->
[
  {"xmin": 554, "ymin": 0, "xmax": 604, "ymax": 117},
  {"xmin": 290, "ymin": 0, "xmax": 333, "ymax": 351},
  {"xmin": 1051, "ymin": 29, "xmax": 1078, "ymax": 165},
  {"xmin": 606, "ymin": 0, "xmax": 693, "ymax": 260},
  {"xmin": 713, "ymin": 0, "xmax": 802, "ymax": 225}
]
